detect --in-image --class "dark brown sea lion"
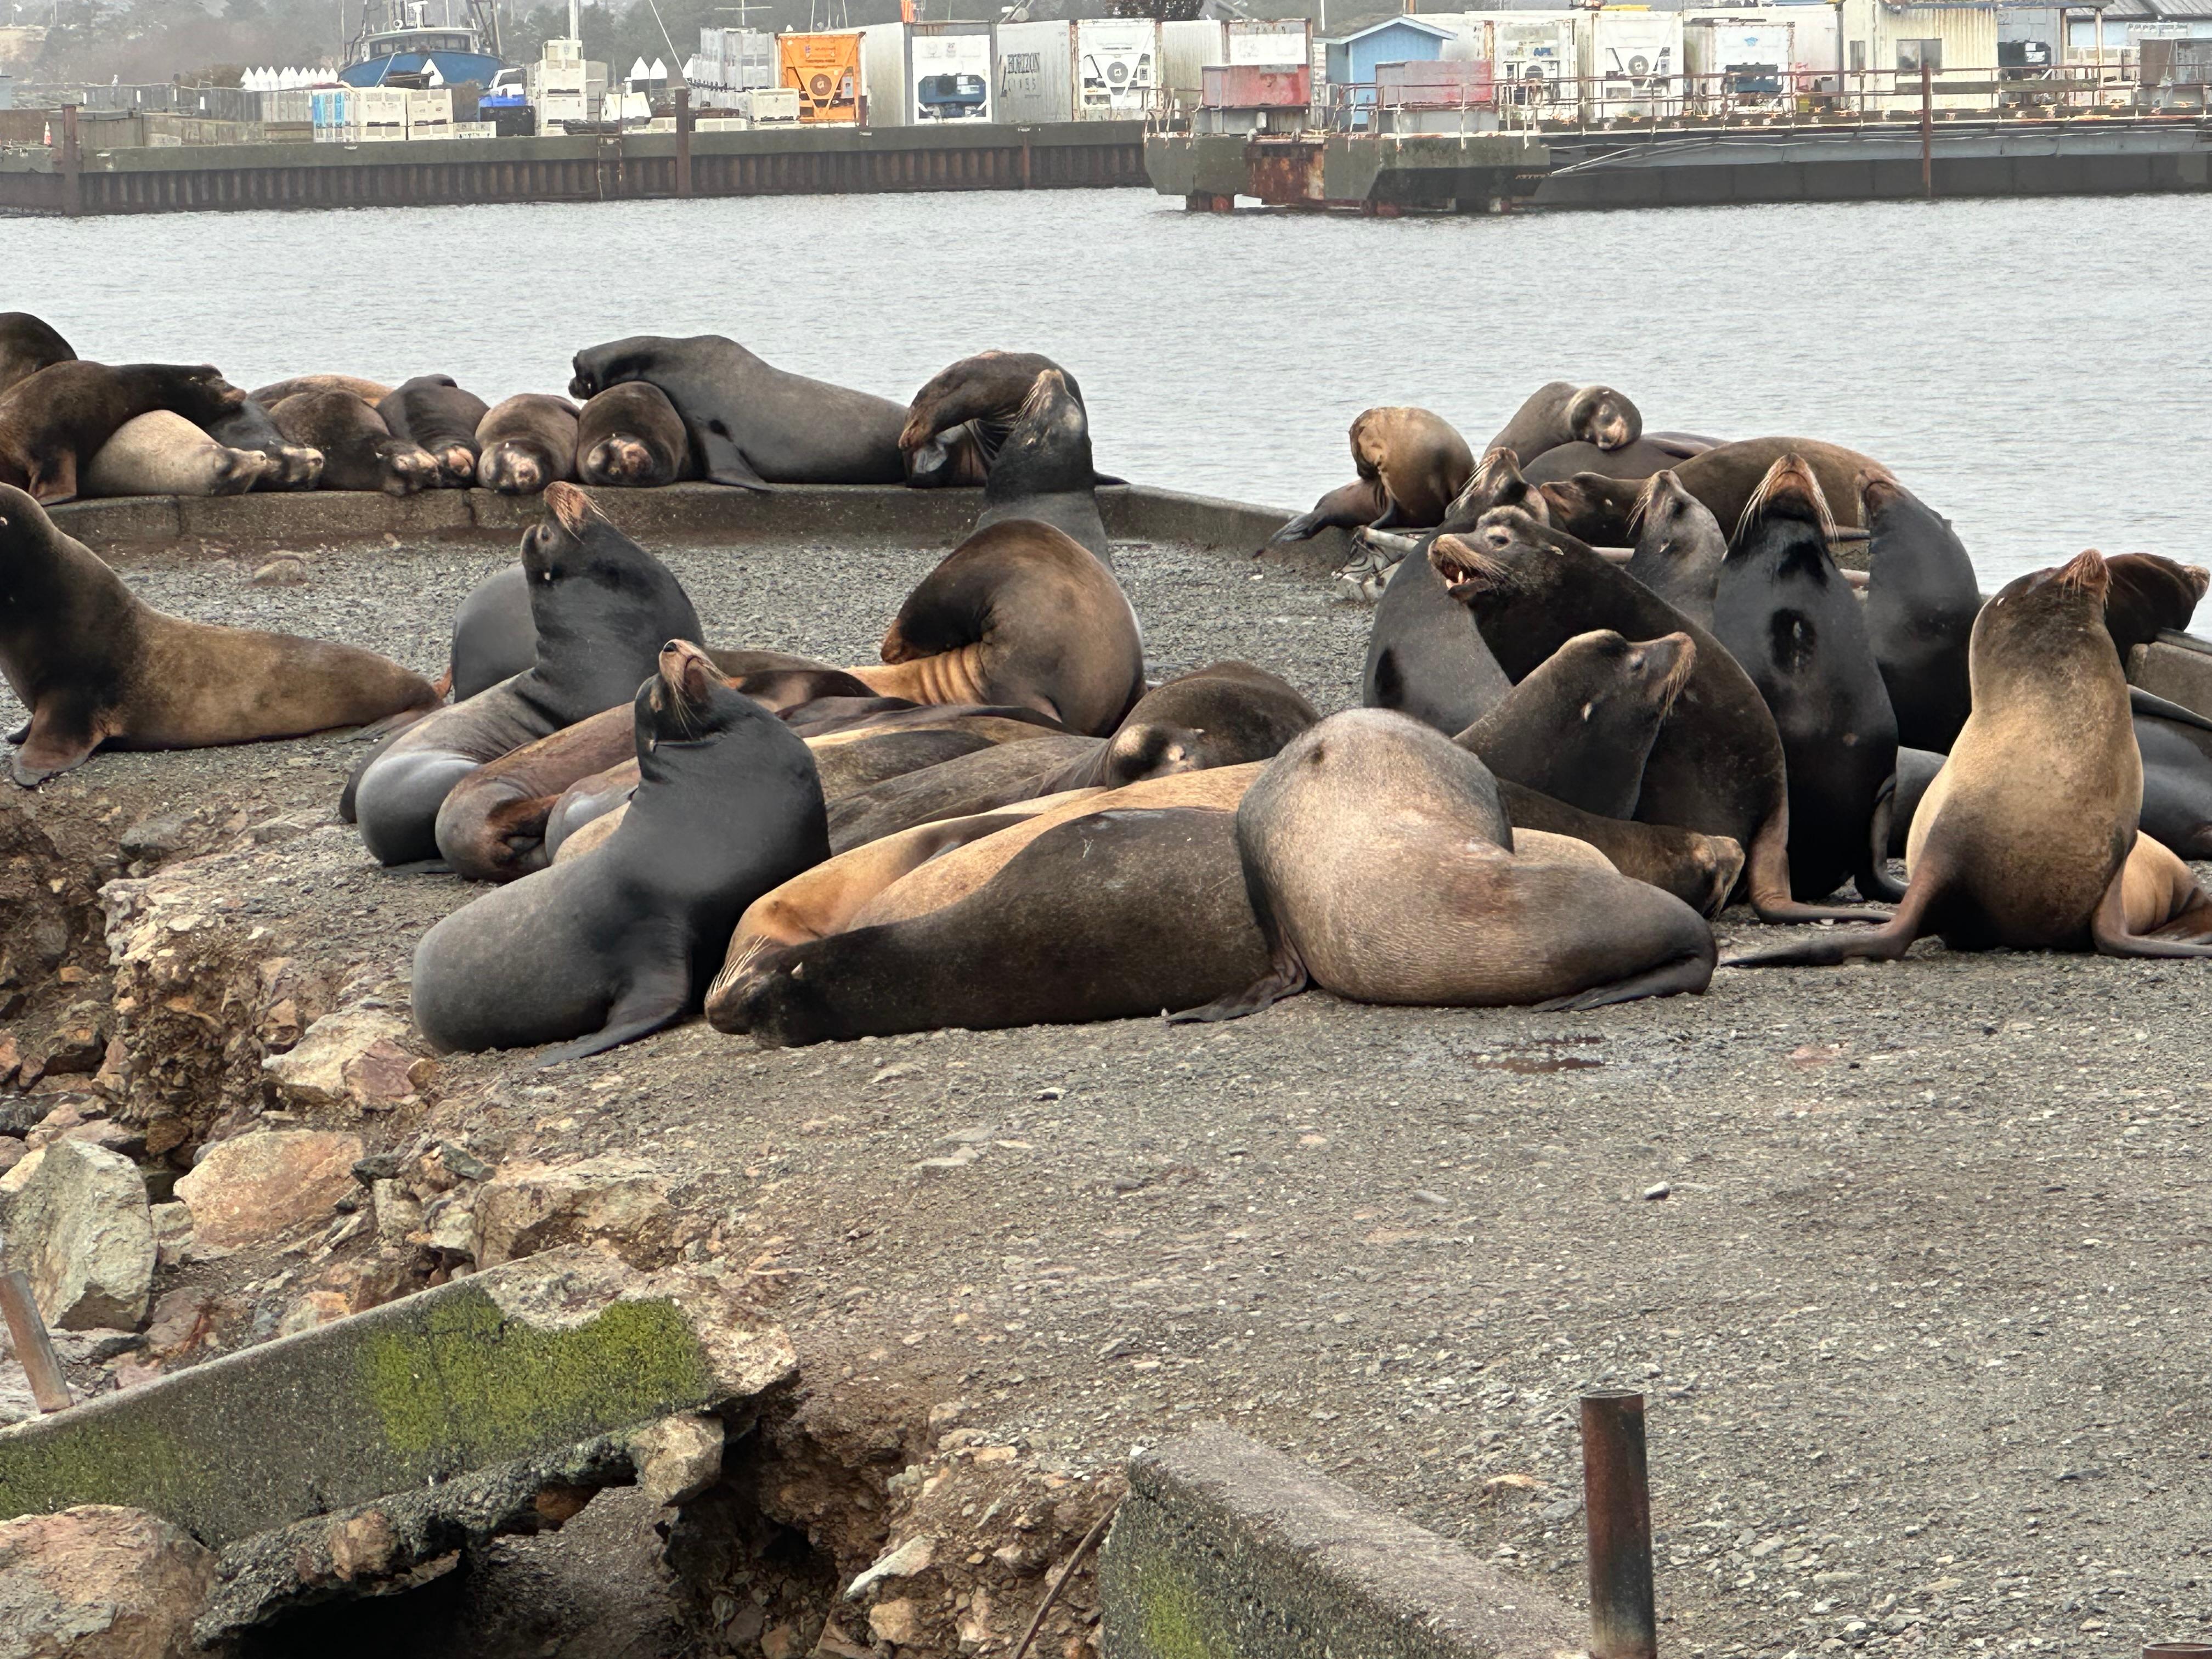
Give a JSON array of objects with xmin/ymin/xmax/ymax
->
[
  {"xmin": 1862, "ymin": 475, "xmax": 1980, "ymax": 753},
  {"xmin": 0, "ymin": 313, "xmax": 75, "ymax": 397},
  {"xmin": 1733, "ymin": 550, "xmax": 2212, "ymax": 966},
  {"xmin": 1431, "ymin": 507, "xmax": 1870, "ymax": 922},
  {"xmin": 1712, "ymin": 457, "xmax": 1898, "ymax": 903},
  {"xmin": 1045, "ymin": 662, "xmax": 1317, "ymax": 792},
  {"xmin": 850, "ymin": 521, "xmax": 1144, "ymax": 736},
  {"xmin": 83, "ymin": 411, "xmax": 267, "ymax": 498},
  {"xmin": 1622, "ymin": 470, "xmax": 1726, "ymax": 629},
  {"xmin": 826, "ymin": 734, "xmax": 1102, "ymax": 852},
  {"xmin": 0, "ymin": 484, "xmax": 436, "ymax": 785},
  {"xmin": 268, "ymin": 390, "xmax": 440, "ymax": 496},
  {"xmin": 1180, "ymin": 710, "xmax": 1714, "ymax": 1021},
  {"xmin": 351, "ymin": 483, "xmax": 702, "ymax": 865},
  {"xmin": 197, "ymin": 397, "xmax": 324, "ymax": 491},
  {"xmin": 576, "ymin": 382, "xmax": 692, "ymax": 488},
  {"xmin": 1271, "ymin": 407, "xmax": 1476, "ymax": 545},
  {"xmin": 1487, "ymin": 381, "xmax": 1640, "ymax": 464},
  {"xmin": 569, "ymin": 334, "xmax": 905, "ymax": 489},
  {"xmin": 0, "ymin": 362, "xmax": 244, "ymax": 504},
  {"xmin": 475, "ymin": 394, "xmax": 579, "ymax": 496},
  {"xmin": 1522, "ymin": 434, "xmax": 1713, "ymax": 484},
  {"xmin": 413, "ymin": 640, "xmax": 830, "ymax": 1064},
  {"xmin": 249, "ymin": 374, "xmax": 392, "ymax": 406},
  {"xmin": 377, "ymin": 375, "xmax": 489, "ymax": 487},
  {"xmin": 1457, "ymin": 628, "xmax": 1695, "ymax": 820},
  {"xmin": 710, "ymin": 806, "xmax": 1270, "ymax": 1046},
  {"xmin": 970, "ymin": 369, "xmax": 1111, "ymax": 562},
  {"xmin": 1495, "ymin": 780, "xmax": 1743, "ymax": 918},
  {"xmin": 900, "ymin": 349, "xmax": 1090, "ymax": 488},
  {"xmin": 1538, "ymin": 437, "xmax": 1892, "ymax": 547},
  {"xmin": 2102, "ymin": 553, "xmax": 2209, "ymax": 659}
]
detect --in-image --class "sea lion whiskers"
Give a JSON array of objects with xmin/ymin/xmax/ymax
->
[
  {"xmin": 1427, "ymin": 532, "xmax": 1516, "ymax": 599},
  {"xmin": 1652, "ymin": 631, "xmax": 1699, "ymax": 714},
  {"xmin": 1734, "ymin": 453, "xmax": 1838, "ymax": 548},
  {"xmin": 2057, "ymin": 547, "xmax": 2112, "ymax": 600}
]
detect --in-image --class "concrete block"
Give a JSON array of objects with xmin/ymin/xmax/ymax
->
[
  {"xmin": 180, "ymin": 488, "xmax": 475, "ymax": 543},
  {"xmin": 1099, "ymin": 1425, "xmax": 1583, "ymax": 1659},
  {"xmin": 0, "ymin": 1247, "xmax": 794, "ymax": 1549},
  {"xmin": 47, "ymin": 496, "xmax": 183, "ymax": 547},
  {"xmin": 1104, "ymin": 484, "xmax": 1349, "ymax": 580},
  {"xmin": 2130, "ymin": 637, "xmax": 2212, "ymax": 720}
]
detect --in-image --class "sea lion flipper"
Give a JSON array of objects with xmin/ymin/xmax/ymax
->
[
  {"xmin": 3, "ymin": 720, "xmax": 24, "ymax": 745},
  {"xmin": 1165, "ymin": 939, "xmax": 1310, "ymax": 1025},
  {"xmin": 29, "ymin": 448, "xmax": 76, "ymax": 506},
  {"xmin": 9, "ymin": 702, "xmax": 101, "ymax": 786},
  {"xmin": 1533, "ymin": 947, "xmax": 1716, "ymax": 1012},
  {"xmin": 696, "ymin": 422, "xmax": 772, "ymax": 492},
  {"xmin": 534, "ymin": 969, "xmax": 690, "ymax": 1066},
  {"xmin": 1857, "ymin": 777, "xmax": 1909, "ymax": 902}
]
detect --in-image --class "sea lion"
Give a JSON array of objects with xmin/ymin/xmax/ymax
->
[
  {"xmin": 1362, "ymin": 550, "xmax": 1514, "ymax": 736},
  {"xmin": 1862, "ymin": 475, "xmax": 1980, "ymax": 753},
  {"xmin": 446, "ymin": 565, "xmax": 537, "ymax": 702},
  {"xmin": 849, "ymin": 521, "xmax": 1144, "ymax": 736},
  {"xmin": 1522, "ymin": 434, "xmax": 1713, "ymax": 485},
  {"xmin": 0, "ymin": 313, "xmax": 74, "ymax": 398},
  {"xmin": 0, "ymin": 362, "xmax": 245, "ymax": 505},
  {"xmin": 1180, "ymin": 710, "xmax": 1715, "ymax": 1021},
  {"xmin": 268, "ymin": 391, "xmax": 440, "ymax": 496},
  {"xmin": 197, "ymin": 397, "xmax": 323, "ymax": 491},
  {"xmin": 1538, "ymin": 438, "xmax": 1892, "ymax": 548},
  {"xmin": 377, "ymin": 375, "xmax": 489, "ymax": 487},
  {"xmin": 970, "ymin": 369, "xmax": 1111, "ymax": 562},
  {"xmin": 576, "ymin": 382, "xmax": 692, "ymax": 488},
  {"xmin": 1271, "ymin": 407, "xmax": 1476, "ymax": 545},
  {"xmin": 1338, "ymin": 445, "xmax": 1549, "ymax": 600},
  {"xmin": 569, "ymin": 334, "xmax": 905, "ymax": 489},
  {"xmin": 1496, "ymin": 779, "xmax": 1743, "ymax": 918},
  {"xmin": 1456, "ymin": 629, "xmax": 1696, "ymax": 820},
  {"xmin": 249, "ymin": 374, "xmax": 392, "ymax": 407},
  {"xmin": 475, "ymin": 394, "xmax": 579, "ymax": 496},
  {"xmin": 1731, "ymin": 550, "xmax": 2212, "ymax": 967},
  {"xmin": 412, "ymin": 639, "xmax": 830, "ymax": 1063},
  {"xmin": 83, "ymin": 411, "xmax": 268, "ymax": 498},
  {"xmin": 0, "ymin": 484, "xmax": 436, "ymax": 785},
  {"xmin": 1045, "ymin": 662, "xmax": 1317, "ymax": 792},
  {"xmin": 1486, "ymin": 382, "xmax": 1640, "ymax": 464},
  {"xmin": 2132, "ymin": 690, "xmax": 2212, "ymax": 861},
  {"xmin": 350, "ymin": 483, "xmax": 703, "ymax": 865},
  {"xmin": 826, "ymin": 733, "xmax": 1102, "ymax": 851},
  {"xmin": 1712, "ymin": 456, "xmax": 1898, "ymax": 903},
  {"xmin": 712, "ymin": 806, "xmax": 1269, "ymax": 1046},
  {"xmin": 901, "ymin": 350, "xmax": 1093, "ymax": 488},
  {"xmin": 1622, "ymin": 471, "xmax": 1726, "ymax": 628},
  {"xmin": 1883, "ymin": 746, "xmax": 1946, "ymax": 857},
  {"xmin": 2103, "ymin": 553, "xmax": 2209, "ymax": 658},
  {"xmin": 1431, "ymin": 507, "xmax": 1868, "ymax": 922}
]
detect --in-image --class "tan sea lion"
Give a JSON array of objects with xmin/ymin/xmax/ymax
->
[
  {"xmin": 0, "ymin": 362, "xmax": 245, "ymax": 504},
  {"xmin": 0, "ymin": 484, "xmax": 437, "ymax": 785},
  {"xmin": 1271, "ymin": 407, "xmax": 1476, "ymax": 545},
  {"xmin": 83, "ymin": 410, "xmax": 268, "ymax": 498},
  {"xmin": 248, "ymin": 374, "xmax": 393, "ymax": 406}
]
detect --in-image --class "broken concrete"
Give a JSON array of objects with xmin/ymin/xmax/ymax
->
[
  {"xmin": 1099, "ymin": 1425, "xmax": 1584, "ymax": 1659},
  {"xmin": 0, "ymin": 1503, "xmax": 215, "ymax": 1659},
  {"xmin": 471, "ymin": 1153, "xmax": 675, "ymax": 1269},
  {"xmin": 0, "ymin": 1248, "xmax": 796, "ymax": 1554},
  {"xmin": 0, "ymin": 1139, "xmax": 155, "ymax": 1331}
]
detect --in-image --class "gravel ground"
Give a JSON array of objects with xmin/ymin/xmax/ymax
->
[{"xmin": 8, "ymin": 523, "xmax": 2211, "ymax": 1657}]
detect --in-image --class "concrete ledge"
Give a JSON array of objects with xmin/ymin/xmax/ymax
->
[
  {"xmin": 0, "ymin": 1249, "xmax": 793, "ymax": 1549},
  {"xmin": 2131, "ymin": 636, "xmax": 2212, "ymax": 719},
  {"xmin": 1099, "ymin": 1425, "xmax": 1584, "ymax": 1659}
]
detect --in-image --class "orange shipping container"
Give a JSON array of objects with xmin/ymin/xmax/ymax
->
[{"xmin": 780, "ymin": 31, "xmax": 863, "ymax": 122}]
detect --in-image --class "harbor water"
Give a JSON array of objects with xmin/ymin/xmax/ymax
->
[{"xmin": 3, "ymin": 187, "xmax": 2207, "ymax": 625}]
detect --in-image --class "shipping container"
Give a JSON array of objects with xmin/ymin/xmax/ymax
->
[
  {"xmin": 780, "ymin": 31, "xmax": 864, "ymax": 123},
  {"xmin": 1839, "ymin": 0, "xmax": 2000, "ymax": 108},
  {"xmin": 1373, "ymin": 57, "xmax": 1498, "ymax": 132},
  {"xmin": 254, "ymin": 86, "xmax": 314, "ymax": 125},
  {"xmin": 734, "ymin": 87, "xmax": 800, "ymax": 125},
  {"xmin": 1227, "ymin": 18, "xmax": 1312, "ymax": 66},
  {"xmin": 407, "ymin": 86, "xmax": 453, "ymax": 137},
  {"xmin": 0, "ymin": 76, "xmax": 13, "ymax": 112},
  {"xmin": 1579, "ymin": 9, "xmax": 1684, "ymax": 119},
  {"xmin": 1160, "ymin": 19, "xmax": 1226, "ymax": 121},
  {"xmin": 859, "ymin": 22, "xmax": 994, "ymax": 125},
  {"xmin": 995, "ymin": 19, "xmax": 1159, "ymax": 123},
  {"xmin": 1201, "ymin": 63, "xmax": 1311, "ymax": 107},
  {"xmin": 1488, "ymin": 13, "xmax": 1577, "ymax": 114},
  {"xmin": 1684, "ymin": 18, "xmax": 1796, "ymax": 106}
]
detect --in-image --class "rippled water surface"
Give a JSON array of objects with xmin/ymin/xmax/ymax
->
[{"xmin": 4, "ymin": 187, "xmax": 2206, "ymax": 621}]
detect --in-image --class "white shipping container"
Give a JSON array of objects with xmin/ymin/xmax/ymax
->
[
  {"xmin": 1580, "ymin": 10, "xmax": 1684, "ymax": 118},
  {"xmin": 1226, "ymin": 18, "xmax": 1310, "ymax": 66},
  {"xmin": 1489, "ymin": 13, "xmax": 1577, "ymax": 112},
  {"xmin": 1160, "ymin": 19, "xmax": 1226, "ymax": 119},
  {"xmin": 735, "ymin": 87, "xmax": 800, "ymax": 124},
  {"xmin": 407, "ymin": 87, "xmax": 453, "ymax": 137},
  {"xmin": 1684, "ymin": 19, "xmax": 1796, "ymax": 105},
  {"xmin": 995, "ymin": 18, "xmax": 1159, "ymax": 122},
  {"xmin": 861, "ymin": 23, "xmax": 994, "ymax": 125}
]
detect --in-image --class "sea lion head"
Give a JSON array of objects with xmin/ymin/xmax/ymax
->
[
  {"xmin": 1977, "ymin": 549, "xmax": 2116, "ymax": 680},
  {"xmin": 1555, "ymin": 629, "xmax": 1698, "ymax": 728},
  {"xmin": 1448, "ymin": 445, "xmax": 1547, "ymax": 526},
  {"xmin": 901, "ymin": 350, "xmax": 1060, "ymax": 487},
  {"xmin": 160, "ymin": 365, "xmax": 247, "ymax": 420},
  {"xmin": 1734, "ymin": 453, "xmax": 1837, "ymax": 548},
  {"xmin": 987, "ymin": 369, "xmax": 1091, "ymax": 493},
  {"xmin": 1566, "ymin": 383, "xmax": 1641, "ymax": 452},
  {"xmin": 1629, "ymin": 469, "xmax": 1699, "ymax": 544},
  {"xmin": 585, "ymin": 435, "xmax": 657, "ymax": 485},
  {"xmin": 376, "ymin": 441, "xmax": 442, "ymax": 498},
  {"xmin": 1536, "ymin": 472, "xmax": 1639, "ymax": 544},
  {"xmin": 1429, "ymin": 508, "xmax": 1554, "ymax": 604}
]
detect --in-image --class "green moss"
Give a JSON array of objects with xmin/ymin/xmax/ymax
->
[
  {"xmin": 360, "ymin": 1290, "xmax": 715, "ymax": 1475},
  {"xmin": 0, "ymin": 1412, "xmax": 202, "ymax": 1527},
  {"xmin": 1135, "ymin": 1555, "xmax": 1240, "ymax": 1659}
]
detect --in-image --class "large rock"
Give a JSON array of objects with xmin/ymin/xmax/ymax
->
[
  {"xmin": 472, "ymin": 1154, "xmax": 674, "ymax": 1269},
  {"xmin": 0, "ymin": 1140, "xmax": 154, "ymax": 1331},
  {"xmin": 260, "ymin": 1010, "xmax": 431, "ymax": 1116},
  {"xmin": 0, "ymin": 1504, "xmax": 215, "ymax": 1659},
  {"xmin": 173, "ymin": 1130, "xmax": 364, "ymax": 1251}
]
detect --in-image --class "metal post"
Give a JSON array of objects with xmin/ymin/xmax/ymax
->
[
  {"xmin": 0, "ymin": 1268, "xmax": 71, "ymax": 1413},
  {"xmin": 1582, "ymin": 1390, "xmax": 1657, "ymax": 1659},
  {"xmin": 1919, "ymin": 60, "xmax": 1933, "ymax": 196},
  {"xmin": 674, "ymin": 83, "xmax": 693, "ymax": 196},
  {"xmin": 59, "ymin": 100, "xmax": 81, "ymax": 218},
  {"xmin": 2143, "ymin": 1647, "xmax": 2212, "ymax": 1657}
]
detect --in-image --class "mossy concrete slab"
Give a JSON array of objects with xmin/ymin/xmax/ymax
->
[
  {"xmin": 0, "ymin": 1249, "xmax": 793, "ymax": 1548},
  {"xmin": 1099, "ymin": 1425, "xmax": 1584, "ymax": 1659}
]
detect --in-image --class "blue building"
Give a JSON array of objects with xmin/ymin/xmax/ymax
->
[{"xmin": 1324, "ymin": 12, "xmax": 1493, "ymax": 116}]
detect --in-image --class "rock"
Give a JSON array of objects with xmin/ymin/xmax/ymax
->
[
  {"xmin": 23, "ymin": 1100, "xmax": 90, "ymax": 1149},
  {"xmin": 631, "ymin": 1410, "xmax": 725, "ymax": 1508},
  {"xmin": 277, "ymin": 1292, "xmax": 353, "ymax": 1338},
  {"xmin": 148, "ymin": 1202, "xmax": 192, "ymax": 1268},
  {"xmin": 250, "ymin": 554, "xmax": 309, "ymax": 587},
  {"xmin": 1642, "ymin": 1182, "xmax": 1672, "ymax": 1201},
  {"xmin": 845, "ymin": 1534, "xmax": 936, "ymax": 1601},
  {"xmin": 759, "ymin": 1624, "xmax": 802, "ymax": 1659},
  {"xmin": 143, "ymin": 1287, "xmax": 227, "ymax": 1364},
  {"xmin": 261, "ymin": 1011, "xmax": 431, "ymax": 1116},
  {"xmin": 61, "ymin": 1118, "xmax": 145, "ymax": 1159},
  {"xmin": 119, "ymin": 813, "xmax": 191, "ymax": 864},
  {"xmin": 173, "ymin": 1130, "xmax": 364, "ymax": 1250},
  {"xmin": 39, "ymin": 1001, "xmax": 109, "ymax": 1077},
  {"xmin": 0, "ymin": 1139, "xmax": 154, "ymax": 1330},
  {"xmin": 868, "ymin": 1597, "xmax": 922, "ymax": 1646},
  {"xmin": 247, "ymin": 816, "xmax": 312, "ymax": 847},
  {"xmin": 0, "ymin": 1141, "xmax": 21, "ymax": 1178},
  {"xmin": 472, "ymin": 1154, "xmax": 675, "ymax": 1269},
  {"xmin": 370, "ymin": 1178, "xmax": 423, "ymax": 1241},
  {"xmin": 0, "ymin": 1034, "xmax": 19, "ymax": 1093},
  {"xmin": 0, "ymin": 1505, "xmax": 215, "ymax": 1659}
]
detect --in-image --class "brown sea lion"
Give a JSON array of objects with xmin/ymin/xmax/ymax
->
[
  {"xmin": 1730, "ymin": 550, "xmax": 2212, "ymax": 968},
  {"xmin": 2102, "ymin": 552, "xmax": 2209, "ymax": 659},
  {"xmin": 826, "ymin": 734, "xmax": 1103, "ymax": 852},
  {"xmin": 851, "ymin": 521, "xmax": 1144, "ymax": 736},
  {"xmin": 0, "ymin": 362, "xmax": 245, "ymax": 504},
  {"xmin": 1487, "ymin": 381, "xmax": 1641, "ymax": 463},
  {"xmin": 577, "ymin": 382, "xmax": 693, "ymax": 487},
  {"xmin": 476, "ymin": 394, "xmax": 581, "ymax": 496},
  {"xmin": 377, "ymin": 375, "xmax": 489, "ymax": 487},
  {"xmin": 970, "ymin": 369, "xmax": 1111, "ymax": 562},
  {"xmin": 1622, "ymin": 470, "xmax": 1727, "ymax": 629},
  {"xmin": 198, "ymin": 397, "xmax": 324, "ymax": 492},
  {"xmin": 249, "ymin": 374, "xmax": 393, "ymax": 407},
  {"xmin": 1271, "ymin": 407, "xmax": 1476, "ymax": 545},
  {"xmin": 1522, "ymin": 433, "xmax": 1717, "ymax": 485},
  {"xmin": 1045, "ymin": 662, "xmax": 1318, "ymax": 793},
  {"xmin": 0, "ymin": 313, "xmax": 75, "ymax": 398},
  {"xmin": 1495, "ymin": 779, "xmax": 1743, "ymax": 918},
  {"xmin": 0, "ymin": 484, "xmax": 436, "ymax": 785},
  {"xmin": 1179, "ymin": 710, "xmax": 1716, "ymax": 1021},
  {"xmin": 83, "ymin": 411, "xmax": 268, "ymax": 498},
  {"xmin": 1539, "ymin": 437, "xmax": 1891, "ymax": 546},
  {"xmin": 900, "ymin": 349, "xmax": 1091, "ymax": 488},
  {"xmin": 268, "ymin": 390, "xmax": 441, "ymax": 496}
]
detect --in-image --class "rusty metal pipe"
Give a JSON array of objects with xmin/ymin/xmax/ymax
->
[
  {"xmin": 0, "ymin": 1267, "xmax": 72, "ymax": 1413},
  {"xmin": 1582, "ymin": 1389, "xmax": 1657, "ymax": 1659}
]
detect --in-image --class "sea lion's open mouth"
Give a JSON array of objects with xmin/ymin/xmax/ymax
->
[{"xmin": 1429, "ymin": 533, "xmax": 1513, "ymax": 600}]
